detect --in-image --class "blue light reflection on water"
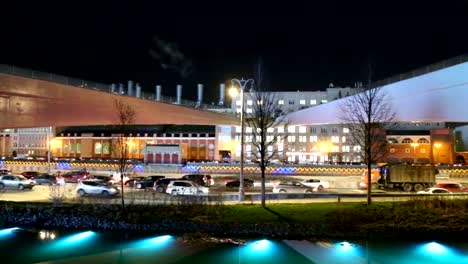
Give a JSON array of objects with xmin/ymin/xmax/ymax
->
[{"xmin": 0, "ymin": 227, "xmax": 19, "ymax": 239}]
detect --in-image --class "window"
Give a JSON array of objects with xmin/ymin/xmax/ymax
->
[
  {"xmin": 247, "ymin": 100, "xmax": 253, "ymax": 105},
  {"xmin": 267, "ymin": 136, "xmax": 274, "ymax": 142},
  {"xmin": 235, "ymin": 126, "xmax": 241, "ymax": 133},
  {"xmin": 278, "ymin": 100, "xmax": 284, "ymax": 105},
  {"xmin": 103, "ymin": 142, "xmax": 110, "ymax": 154},
  {"xmin": 310, "ymin": 135, "xmax": 318, "ymax": 142},
  {"xmin": 236, "ymin": 108, "xmax": 241, "ymax": 113},
  {"xmin": 332, "ymin": 146, "xmax": 339, "ymax": 152},
  {"xmin": 405, "ymin": 148, "xmax": 410, "ymax": 153},
  {"xmin": 299, "ymin": 136, "xmax": 307, "ymax": 142},
  {"xmin": 246, "ymin": 108, "xmax": 253, "ymax": 113},
  {"xmin": 300, "ymin": 100, "xmax": 306, "ymax": 105},
  {"xmin": 388, "ymin": 138, "xmax": 398, "ymax": 144},
  {"xmin": 331, "ymin": 127, "xmax": 338, "ymax": 133},
  {"xmin": 417, "ymin": 138, "xmax": 429, "ymax": 144},
  {"xmin": 310, "ymin": 127, "xmax": 317, "ymax": 134},
  {"xmin": 341, "ymin": 136, "xmax": 346, "ymax": 143},
  {"xmin": 402, "ymin": 138, "xmax": 413, "ymax": 144},
  {"xmin": 353, "ymin": 146, "xmax": 361, "ymax": 152},
  {"xmin": 288, "ymin": 100, "xmax": 295, "ymax": 105},
  {"xmin": 320, "ymin": 128, "xmax": 328, "ymax": 134},
  {"xmin": 287, "ymin": 136, "xmax": 296, "ymax": 142},
  {"xmin": 299, "ymin": 126, "xmax": 307, "ymax": 133},
  {"xmin": 310, "ymin": 99, "xmax": 317, "ymax": 105},
  {"xmin": 94, "ymin": 142, "xmax": 102, "ymax": 154},
  {"xmin": 331, "ymin": 136, "xmax": 340, "ymax": 143},
  {"xmin": 342, "ymin": 145, "xmax": 350, "ymax": 152},
  {"xmin": 76, "ymin": 143, "xmax": 81, "ymax": 154},
  {"xmin": 277, "ymin": 126, "xmax": 284, "ymax": 133},
  {"xmin": 267, "ymin": 127, "xmax": 274, "ymax": 133},
  {"xmin": 70, "ymin": 143, "xmax": 75, "ymax": 153},
  {"xmin": 288, "ymin": 126, "xmax": 296, "ymax": 133},
  {"xmin": 246, "ymin": 127, "xmax": 253, "ymax": 133},
  {"xmin": 321, "ymin": 100, "xmax": 328, "ymax": 104}
]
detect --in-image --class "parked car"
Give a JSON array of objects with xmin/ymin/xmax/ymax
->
[
  {"xmin": 165, "ymin": 180, "xmax": 209, "ymax": 195},
  {"xmin": 0, "ymin": 168, "xmax": 11, "ymax": 174},
  {"xmin": 272, "ymin": 181, "xmax": 314, "ymax": 193},
  {"xmin": 0, "ymin": 174, "xmax": 35, "ymax": 190},
  {"xmin": 124, "ymin": 177, "xmax": 146, "ymax": 187},
  {"xmin": 153, "ymin": 178, "xmax": 178, "ymax": 193},
  {"xmin": 76, "ymin": 180, "xmax": 119, "ymax": 196},
  {"xmin": 134, "ymin": 175, "xmax": 165, "ymax": 189},
  {"xmin": 31, "ymin": 173, "xmax": 57, "ymax": 185},
  {"xmin": 21, "ymin": 171, "xmax": 40, "ymax": 179},
  {"xmin": 92, "ymin": 175, "xmax": 112, "ymax": 183},
  {"xmin": 181, "ymin": 174, "xmax": 214, "ymax": 186},
  {"xmin": 301, "ymin": 179, "xmax": 330, "ymax": 191},
  {"xmin": 225, "ymin": 179, "xmax": 254, "ymax": 188},
  {"xmin": 417, "ymin": 187, "xmax": 451, "ymax": 194},
  {"xmin": 436, "ymin": 183, "xmax": 468, "ymax": 193},
  {"xmin": 62, "ymin": 170, "xmax": 90, "ymax": 183}
]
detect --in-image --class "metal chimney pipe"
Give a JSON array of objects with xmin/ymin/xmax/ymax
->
[
  {"xmin": 219, "ymin": 83, "xmax": 225, "ymax": 106},
  {"xmin": 196, "ymin": 84, "xmax": 203, "ymax": 107},
  {"xmin": 156, "ymin": 85, "xmax": 161, "ymax": 101},
  {"xmin": 176, "ymin": 84, "xmax": 182, "ymax": 104},
  {"xmin": 119, "ymin": 83, "xmax": 124, "ymax": 94},
  {"xmin": 127, "ymin": 80, "xmax": 134, "ymax": 96},
  {"xmin": 136, "ymin": 83, "xmax": 141, "ymax": 98}
]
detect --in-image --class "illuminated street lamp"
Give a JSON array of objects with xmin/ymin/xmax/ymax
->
[
  {"xmin": 410, "ymin": 143, "xmax": 419, "ymax": 163},
  {"xmin": 230, "ymin": 78, "xmax": 254, "ymax": 202},
  {"xmin": 434, "ymin": 143, "xmax": 442, "ymax": 164}
]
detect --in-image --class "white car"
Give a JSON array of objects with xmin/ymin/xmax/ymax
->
[
  {"xmin": 417, "ymin": 187, "xmax": 451, "ymax": 194},
  {"xmin": 165, "ymin": 180, "xmax": 209, "ymax": 196},
  {"xmin": 301, "ymin": 179, "xmax": 330, "ymax": 191},
  {"xmin": 76, "ymin": 180, "xmax": 119, "ymax": 196}
]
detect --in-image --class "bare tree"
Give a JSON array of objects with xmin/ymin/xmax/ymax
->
[
  {"xmin": 112, "ymin": 98, "xmax": 136, "ymax": 211},
  {"xmin": 340, "ymin": 66, "xmax": 395, "ymax": 205},
  {"xmin": 244, "ymin": 60, "xmax": 288, "ymax": 207}
]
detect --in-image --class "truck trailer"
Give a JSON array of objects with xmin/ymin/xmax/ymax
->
[{"xmin": 360, "ymin": 164, "xmax": 437, "ymax": 192}]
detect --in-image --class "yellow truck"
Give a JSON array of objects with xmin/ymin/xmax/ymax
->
[{"xmin": 360, "ymin": 164, "xmax": 437, "ymax": 192}]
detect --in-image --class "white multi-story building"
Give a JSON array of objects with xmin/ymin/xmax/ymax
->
[{"xmin": 0, "ymin": 127, "xmax": 53, "ymax": 157}]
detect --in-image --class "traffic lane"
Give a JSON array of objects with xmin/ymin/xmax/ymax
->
[{"xmin": 0, "ymin": 185, "xmax": 50, "ymax": 201}]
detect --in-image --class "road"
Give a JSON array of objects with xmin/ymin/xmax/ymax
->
[{"xmin": 2, "ymin": 184, "xmax": 465, "ymax": 205}]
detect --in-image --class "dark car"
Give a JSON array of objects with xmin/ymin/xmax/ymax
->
[
  {"xmin": 436, "ymin": 183, "xmax": 468, "ymax": 193},
  {"xmin": 181, "ymin": 174, "xmax": 213, "ymax": 186},
  {"xmin": 62, "ymin": 170, "xmax": 90, "ymax": 183},
  {"xmin": 226, "ymin": 179, "xmax": 254, "ymax": 188},
  {"xmin": 124, "ymin": 176, "xmax": 146, "ymax": 187},
  {"xmin": 21, "ymin": 171, "xmax": 40, "ymax": 179},
  {"xmin": 92, "ymin": 175, "xmax": 112, "ymax": 183},
  {"xmin": 134, "ymin": 175, "xmax": 165, "ymax": 189},
  {"xmin": 32, "ymin": 173, "xmax": 57, "ymax": 185},
  {"xmin": 153, "ymin": 178, "xmax": 178, "ymax": 193}
]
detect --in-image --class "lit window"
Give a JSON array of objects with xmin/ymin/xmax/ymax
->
[
  {"xmin": 267, "ymin": 145, "xmax": 273, "ymax": 153},
  {"xmin": 236, "ymin": 108, "xmax": 241, "ymax": 113},
  {"xmin": 299, "ymin": 136, "xmax": 307, "ymax": 142},
  {"xmin": 278, "ymin": 144, "xmax": 283, "ymax": 152},
  {"xmin": 288, "ymin": 126, "xmax": 296, "ymax": 133},
  {"xmin": 277, "ymin": 126, "xmax": 284, "ymax": 133},
  {"xmin": 267, "ymin": 128, "xmax": 274, "ymax": 133},
  {"xmin": 247, "ymin": 100, "xmax": 253, "ymax": 105},
  {"xmin": 310, "ymin": 99, "xmax": 317, "ymax": 105},
  {"xmin": 246, "ymin": 127, "xmax": 253, "ymax": 133},
  {"xmin": 257, "ymin": 100, "xmax": 263, "ymax": 105},
  {"xmin": 236, "ymin": 100, "xmax": 241, "ymax": 106},
  {"xmin": 353, "ymin": 146, "xmax": 361, "ymax": 152},
  {"xmin": 300, "ymin": 100, "xmax": 306, "ymax": 105},
  {"xmin": 288, "ymin": 136, "xmax": 296, "ymax": 142},
  {"xmin": 309, "ymin": 135, "xmax": 318, "ymax": 142},
  {"xmin": 267, "ymin": 135, "xmax": 274, "ymax": 142},
  {"xmin": 342, "ymin": 136, "xmax": 346, "ymax": 143},
  {"xmin": 342, "ymin": 146, "xmax": 350, "ymax": 152},
  {"xmin": 299, "ymin": 126, "xmax": 307, "ymax": 133},
  {"xmin": 417, "ymin": 138, "xmax": 429, "ymax": 144},
  {"xmin": 331, "ymin": 136, "xmax": 340, "ymax": 143},
  {"xmin": 246, "ymin": 108, "xmax": 253, "ymax": 113},
  {"xmin": 94, "ymin": 142, "xmax": 102, "ymax": 154},
  {"xmin": 332, "ymin": 146, "xmax": 339, "ymax": 152},
  {"xmin": 402, "ymin": 138, "xmax": 413, "ymax": 144},
  {"xmin": 321, "ymin": 100, "xmax": 328, "ymax": 104},
  {"xmin": 235, "ymin": 126, "xmax": 241, "ymax": 133},
  {"xmin": 278, "ymin": 100, "xmax": 284, "ymax": 105}
]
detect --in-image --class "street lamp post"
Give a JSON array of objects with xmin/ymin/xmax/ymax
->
[{"xmin": 230, "ymin": 78, "xmax": 254, "ymax": 202}]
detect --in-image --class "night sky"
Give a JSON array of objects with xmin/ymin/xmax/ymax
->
[{"xmin": 2, "ymin": 1, "xmax": 468, "ymax": 103}]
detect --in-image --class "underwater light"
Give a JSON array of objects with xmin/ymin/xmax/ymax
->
[
  {"xmin": 62, "ymin": 231, "xmax": 95, "ymax": 243},
  {"xmin": 251, "ymin": 239, "xmax": 271, "ymax": 251},
  {"xmin": 0, "ymin": 227, "xmax": 19, "ymax": 238}
]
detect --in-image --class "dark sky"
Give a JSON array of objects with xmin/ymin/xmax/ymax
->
[{"xmin": 2, "ymin": 0, "xmax": 468, "ymax": 103}]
